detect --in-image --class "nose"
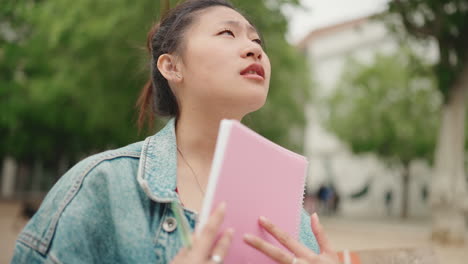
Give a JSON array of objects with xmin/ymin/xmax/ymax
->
[{"xmin": 241, "ymin": 42, "xmax": 262, "ymax": 61}]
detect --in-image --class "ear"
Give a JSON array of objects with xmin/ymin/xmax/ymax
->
[{"xmin": 156, "ymin": 54, "xmax": 183, "ymax": 83}]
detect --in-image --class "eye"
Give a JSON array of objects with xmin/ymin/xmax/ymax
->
[
  {"xmin": 218, "ymin": 29, "xmax": 235, "ymax": 37},
  {"xmin": 253, "ymin": 38, "xmax": 262, "ymax": 45}
]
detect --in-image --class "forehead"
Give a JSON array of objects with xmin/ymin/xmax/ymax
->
[{"xmin": 191, "ymin": 6, "xmax": 255, "ymax": 32}]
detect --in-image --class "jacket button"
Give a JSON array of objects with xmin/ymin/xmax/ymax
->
[{"xmin": 163, "ymin": 217, "xmax": 177, "ymax": 232}]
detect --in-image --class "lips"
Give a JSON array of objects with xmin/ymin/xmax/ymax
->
[{"xmin": 240, "ymin": 63, "xmax": 265, "ymax": 80}]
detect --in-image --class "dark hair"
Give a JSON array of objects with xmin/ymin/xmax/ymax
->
[{"xmin": 136, "ymin": 0, "xmax": 237, "ymax": 131}]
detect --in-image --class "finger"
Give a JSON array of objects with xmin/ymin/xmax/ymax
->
[
  {"xmin": 177, "ymin": 247, "xmax": 189, "ymax": 257},
  {"xmin": 244, "ymin": 233, "xmax": 294, "ymax": 264},
  {"xmin": 209, "ymin": 228, "xmax": 235, "ymax": 263},
  {"xmin": 171, "ymin": 247, "xmax": 189, "ymax": 263},
  {"xmin": 294, "ymin": 258, "xmax": 310, "ymax": 264},
  {"xmin": 193, "ymin": 202, "xmax": 227, "ymax": 255},
  {"xmin": 310, "ymin": 213, "xmax": 333, "ymax": 254},
  {"xmin": 258, "ymin": 216, "xmax": 315, "ymax": 258}
]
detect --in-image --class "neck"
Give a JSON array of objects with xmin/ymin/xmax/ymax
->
[{"xmin": 175, "ymin": 108, "xmax": 244, "ymax": 172}]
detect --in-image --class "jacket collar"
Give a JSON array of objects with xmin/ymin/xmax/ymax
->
[{"xmin": 137, "ymin": 118, "xmax": 179, "ymax": 203}]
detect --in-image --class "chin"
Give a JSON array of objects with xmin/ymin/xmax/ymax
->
[
  {"xmin": 215, "ymin": 84, "xmax": 269, "ymax": 113},
  {"xmin": 243, "ymin": 92, "xmax": 268, "ymax": 113}
]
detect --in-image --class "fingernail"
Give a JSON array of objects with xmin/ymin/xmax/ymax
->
[
  {"xmin": 259, "ymin": 216, "xmax": 268, "ymax": 223},
  {"xmin": 219, "ymin": 202, "xmax": 226, "ymax": 211},
  {"xmin": 243, "ymin": 233, "xmax": 253, "ymax": 240},
  {"xmin": 313, "ymin": 212, "xmax": 320, "ymax": 223},
  {"xmin": 227, "ymin": 228, "xmax": 235, "ymax": 233}
]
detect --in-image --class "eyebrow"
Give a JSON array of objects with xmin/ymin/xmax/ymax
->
[{"xmin": 219, "ymin": 20, "xmax": 258, "ymax": 35}]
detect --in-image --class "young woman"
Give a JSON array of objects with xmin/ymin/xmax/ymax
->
[{"xmin": 12, "ymin": 1, "xmax": 339, "ymax": 263}]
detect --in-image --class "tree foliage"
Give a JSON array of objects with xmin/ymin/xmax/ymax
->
[
  {"xmin": 384, "ymin": 0, "xmax": 468, "ymax": 101},
  {"xmin": 325, "ymin": 49, "xmax": 440, "ymax": 165}
]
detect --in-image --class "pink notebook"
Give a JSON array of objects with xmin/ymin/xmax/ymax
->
[{"xmin": 198, "ymin": 119, "xmax": 308, "ymax": 264}]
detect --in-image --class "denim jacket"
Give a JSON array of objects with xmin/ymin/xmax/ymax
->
[{"xmin": 12, "ymin": 119, "xmax": 320, "ymax": 264}]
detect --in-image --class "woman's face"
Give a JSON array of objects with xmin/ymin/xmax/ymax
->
[{"xmin": 177, "ymin": 6, "xmax": 271, "ymax": 116}]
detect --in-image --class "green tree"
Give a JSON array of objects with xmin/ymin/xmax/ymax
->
[
  {"xmin": 384, "ymin": 0, "xmax": 468, "ymax": 244},
  {"xmin": 0, "ymin": 0, "xmax": 310, "ymax": 193},
  {"xmin": 325, "ymin": 49, "xmax": 440, "ymax": 218}
]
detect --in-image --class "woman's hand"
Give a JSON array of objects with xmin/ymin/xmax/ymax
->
[
  {"xmin": 171, "ymin": 203, "xmax": 234, "ymax": 264},
  {"xmin": 243, "ymin": 213, "xmax": 339, "ymax": 264}
]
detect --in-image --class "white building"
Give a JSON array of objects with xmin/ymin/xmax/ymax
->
[{"xmin": 298, "ymin": 15, "xmax": 437, "ymax": 218}]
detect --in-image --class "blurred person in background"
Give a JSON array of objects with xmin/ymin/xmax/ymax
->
[{"xmin": 11, "ymin": 0, "xmax": 339, "ymax": 263}]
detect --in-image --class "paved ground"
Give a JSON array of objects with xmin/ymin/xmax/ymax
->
[
  {"xmin": 323, "ymin": 215, "xmax": 468, "ymax": 264},
  {"xmin": 1, "ymin": 202, "xmax": 467, "ymax": 263},
  {"xmin": 1, "ymin": 201, "xmax": 28, "ymax": 264}
]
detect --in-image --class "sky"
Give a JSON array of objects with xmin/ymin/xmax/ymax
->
[{"xmin": 284, "ymin": 0, "xmax": 390, "ymax": 43}]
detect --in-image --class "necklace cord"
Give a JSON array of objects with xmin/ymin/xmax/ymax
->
[{"xmin": 177, "ymin": 147, "xmax": 206, "ymax": 195}]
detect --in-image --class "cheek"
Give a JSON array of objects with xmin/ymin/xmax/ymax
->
[
  {"xmin": 264, "ymin": 56, "xmax": 272, "ymax": 80},
  {"xmin": 185, "ymin": 47, "xmax": 236, "ymax": 94},
  {"xmin": 187, "ymin": 42, "xmax": 229, "ymax": 74}
]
